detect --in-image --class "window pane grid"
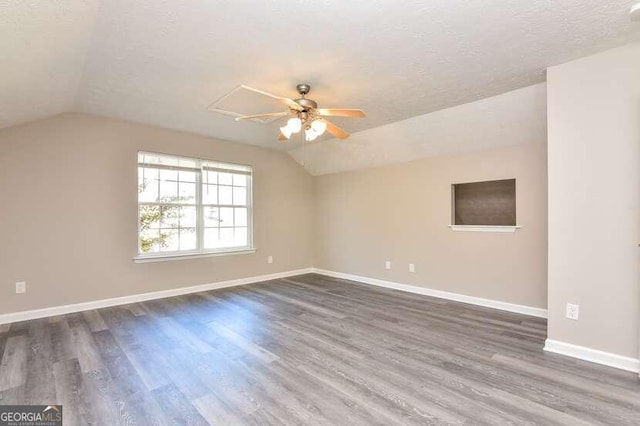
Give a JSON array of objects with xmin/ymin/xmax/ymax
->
[{"xmin": 138, "ymin": 153, "xmax": 252, "ymax": 256}]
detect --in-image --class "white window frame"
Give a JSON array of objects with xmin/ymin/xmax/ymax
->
[{"xmin": 134, "ymin": 151, "xmax": 254, "ymax": 263}]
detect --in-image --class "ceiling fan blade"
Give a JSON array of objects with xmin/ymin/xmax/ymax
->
[
  {"xmin": 235, "ymin": 111, "xmax": 293, "ymax": 121},
  {"xmin": 281, "ymin": 97, "xmax": 305, "ymax": 111},
  {"xmin": 324, "ymin": 119, "xmax": 350, "ymax": 140},
  {"xmin": 317, "ymin": 108, "xmax": 366, "ymax": 118},
  {"xmin": 240, "ymin": 85, "xmax": 303, "ymax": 111}
]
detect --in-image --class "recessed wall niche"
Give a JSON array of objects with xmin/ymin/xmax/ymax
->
[{"xmin": 452, "ymin": 179, "xmax": 516, "ymax": 226}]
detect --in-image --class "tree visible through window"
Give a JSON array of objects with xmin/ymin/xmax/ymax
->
[{"xmin": 137, "ymin": 152, "xmax": 252, "ymax": 257}]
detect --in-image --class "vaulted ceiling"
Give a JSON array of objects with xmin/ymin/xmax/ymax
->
[{"xmin": 1, "ymin": 1, "xmax": 638, "ymax": 173}]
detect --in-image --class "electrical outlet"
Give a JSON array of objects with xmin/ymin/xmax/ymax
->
[
  {"xmin": 409, "ymin": 263, "xmax": 415, "ymax": 273},
  {"xmin": 565, "ymin": 303, "xmax": 579, "ymax": 320},
  {"xmin": 267, "ymin": 256, "xmax": 273, "ymax": 264},
  {"xmin": 385, "ymin": 261, "xmax": 391, "ymax": 270},
  {"xmin": 15, "ymin": 281, "xmax": 26, "ymax": 294}
]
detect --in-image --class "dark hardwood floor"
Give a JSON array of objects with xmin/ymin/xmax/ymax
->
[{"xmin": 0, "ymin": 273, "xmax": 638, "ymax": 425}]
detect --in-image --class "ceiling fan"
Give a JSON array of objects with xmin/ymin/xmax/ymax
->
[{"xmin": 235, "ymin": 84, "xmax": 366, "ymax": 142}]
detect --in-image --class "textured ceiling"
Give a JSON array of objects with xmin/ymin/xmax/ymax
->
[
  {"xmin": 1, "ymin": 1, "xmax": 639, "ymax": 159},
  {"xmin": 289, "ymin": 83, "xmax": 547, "ymax": 175},
  {"xmin": 0, "ymin": 0, "xmax": 98, "ymax": 129}
]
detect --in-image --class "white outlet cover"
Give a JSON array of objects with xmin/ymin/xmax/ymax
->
[
  {"xmin": 409, "ymin": 263, "xmax": 415, "ymax": 273},
  {"xmin": 565, "ymin": 303, "xmax": 579, "ymax": 320},
  {"xmin": 385, "ymin": 261, "xmax": 391, "ymax": 270},
  {"xmin": 16, "ymin": 281, "xmax": 26, "ymax": 294},
  {"xmin": 267, "ymin": 256, "xmax": 273, "ymax": 264}
]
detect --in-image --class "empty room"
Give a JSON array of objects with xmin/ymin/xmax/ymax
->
[{"xmin": 0, "ymin": 1, "xmax": 639, "ymax": 425}]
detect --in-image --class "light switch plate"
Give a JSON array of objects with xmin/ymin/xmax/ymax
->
[
  {"xmin": 409, "ymin": 263, "xmax": 415, "ymax": 273},
  {"xmin": 385, "ymin": 261, "xmax": 391, "ymax": 270},
  {"xmin": 15, "ymin": 281, "xmax": 26, "ymax": 294}
]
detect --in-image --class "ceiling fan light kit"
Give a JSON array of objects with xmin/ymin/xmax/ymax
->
[
  {"xmin": 311, "ymin": 119, "xmax": 327, "ymax": 135},
  {"xmin": 234, "ymin": 84, "xmax": 366, "ymax": 142},
  {"xmin": 279, "ymin": 125, "xmax": 293, "ymax": 139},
  {"xmin": 304, "ymin": 126, "xmax": 320, "ymax": 142},
  {"xmin": 280, "ymin": 117, "xmax": 302, "ymax": 139},
  {"xmin": 287, "ymin": 117, "xmax": 302, "ymax": 133}
]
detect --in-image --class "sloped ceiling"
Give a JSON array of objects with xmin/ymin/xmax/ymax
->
[
  {"xmin": 0, "ymin": 0, "xmax": 99, "ymax": 128},
  {"xmin": 1, "ymin": 1, "xmax": 639, "ymax": 171},
  {"xmin": 289, "ymin": 83, "xmax": 547, "ymax": 175}
]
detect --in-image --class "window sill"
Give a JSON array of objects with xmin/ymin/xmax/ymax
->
[
  {"xmin": 448, "ymin": 225, "xmax": 522, "ymax": 233},
  {"xmin": 134, "ymin": 248, "xmax": 256, "ymax": 263}
]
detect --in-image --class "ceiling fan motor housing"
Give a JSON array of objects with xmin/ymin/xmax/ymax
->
[{"xmin": 295, "ymin": 98, "xmax": 318, "ymax": 110}]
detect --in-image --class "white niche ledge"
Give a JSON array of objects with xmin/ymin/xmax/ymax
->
[{"xmin": 448, "ymin": 225, "xmax": 522, "ymax": 233}]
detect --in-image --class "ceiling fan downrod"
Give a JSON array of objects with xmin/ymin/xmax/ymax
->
[{"xmin": 294, "ymin": 83, "xmax": 318, "ymax": 110}]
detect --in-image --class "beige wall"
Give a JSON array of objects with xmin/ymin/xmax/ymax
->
[
  {"xmin": 0, "ymin": 113, "xmax": 314, "ymax": 314},
  {"xmin": 314, "ymin": 142, "xmax": 548, "ymax": 309},
  {"xmin": 547, "ymin": 42, "xmax": 640, "ymax": 359}
]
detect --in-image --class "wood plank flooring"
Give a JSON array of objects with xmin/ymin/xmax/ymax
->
[{"xmin": 0, "ymin": 273, "xmax": 638, "ymax": 425}]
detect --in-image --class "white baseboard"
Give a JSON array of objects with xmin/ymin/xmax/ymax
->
[
  {"xmin": 311, "ymin": 268, "xmax": 548, "ymax": 319},
  {"xmin": 0, "ymin": 268, "xmax": 314, "ymax": 325},
  {"xmin": 5, "ymin": 267, "xmax": 635, "ymax": 374},
  {"xmin": 544, "ymin": 339, "xmax": 639, "ymax": 373},
  {"xmin": 311, "ymin": 269, "xmax": 640, "ymax": 374}
]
